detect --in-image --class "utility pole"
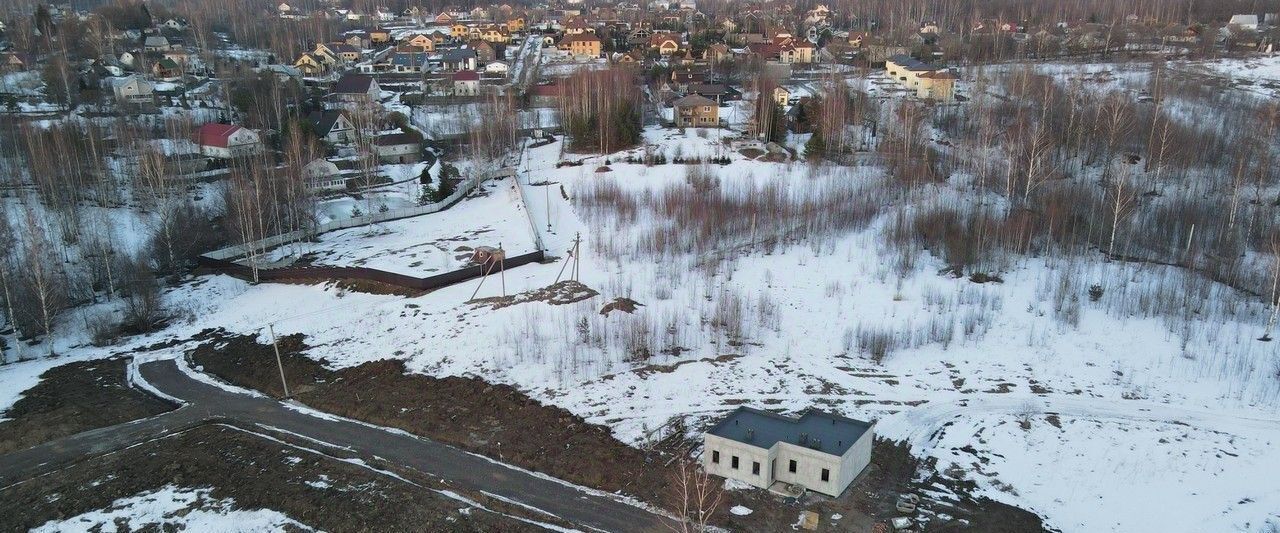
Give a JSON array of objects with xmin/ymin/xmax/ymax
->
[{"xmin": 268, "ymin": 324, "xmax": 291, "ymax": 399}]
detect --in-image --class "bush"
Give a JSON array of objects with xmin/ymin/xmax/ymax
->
[{"xmin": 1089, "ymin": 284, "xmax": 1105, "ymax": 302}]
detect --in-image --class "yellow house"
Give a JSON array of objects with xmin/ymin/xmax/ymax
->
[
  {"xmin": 779, "ymin": 41, "xmax": 816, "ymax": 63},
  {"xmin": 773, "ymin": 86, "xmax": 791, "ymax": 107},
  {"xmin": 650, "ymin": 34, "xmax": 681, "ymax": 55},
  {"xmin": 294, "ymin": 53, "xmax": 326, "ymax": 75},
  {"xmin": 506, "ymin": 16, "xmax": 525, "ymax": 31},
  {"xmin": 885, "ymin": 55, "xmax": 958, "ymax": 101},
  {"xmin": 402, "ymin": 33, "xmax": 435, "ymax": 51},
  {"xmin": 479, "ymin": 25, "xmax": 511, "ymax": 44},
  {"xmin": 450, "ymin": 23, "xmax": 469, "ymax": 39},
  {"xmin": 672, "ymin": 94, "xmax": 720, "ymax": 127},
  {"xmin": 369, "ymin": 28, "xmax": 392, "ymax": 44},
  {"xmin": 558, "ymin": 33, "xmax": 602, "ymax": 58}
]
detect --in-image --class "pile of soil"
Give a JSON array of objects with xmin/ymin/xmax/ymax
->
[
  {"xmin": 189, "ymin": 332, "xmax": 673, "ymax": 504},
  {"xmin": 469, "ymin": 280, "xmax": 599, "ymax": 309},
  {"xmin": 0, "ymin": 424, "xmax": 539, "ymax": 532},
  {"xmin": 0, "ymin": 357, "xmax": 175, "ymax": 454},
  {"xmin": 599, "ymin": 297, "xmax": 643, "ymax": 315}
]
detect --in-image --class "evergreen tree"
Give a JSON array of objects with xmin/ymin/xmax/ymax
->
[{"xmin": 805, "ymin": 131, "xmax": 826, "ymax": 160}]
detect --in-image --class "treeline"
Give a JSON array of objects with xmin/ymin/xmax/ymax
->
[{"xmin": 557, "ymin": 68, "xmax": 644, "ymax": 154}]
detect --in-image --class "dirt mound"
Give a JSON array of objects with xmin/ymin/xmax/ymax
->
[
  {"xmin": 189, "ymin": 331, "xmax": 672, "ymax": 504},
  {"xmin": 0, "ymin": 357, "xmax": 175, "ymax": 454},
  {"xmin": 470, "ymin": 280, "xmax": 599, "ymax": 309},
  {"xmin": 599, "ymin": 297, "xmax": 643, "ymax": 315}
]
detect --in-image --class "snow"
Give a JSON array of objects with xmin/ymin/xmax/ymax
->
[
  {"xmin": 0, "ymin": 358, "xmax": 64, "ymax": 419},
  {"xmin": 729, "ymin": 505, "xmax": 753, "ymax": 516},
  {"xmin": 259, "ymin": 177, "xmax": 539, "ymax": 276},
  {"xmin": 32, "ymin": 485, "xmax": 313, "ymax": 532}
]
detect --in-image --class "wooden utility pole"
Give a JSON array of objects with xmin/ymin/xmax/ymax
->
[{"xmin": 268, "ymin": 324, "xmax": 291, "ymax": 399}]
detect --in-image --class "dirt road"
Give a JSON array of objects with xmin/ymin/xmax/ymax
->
[{"xmin": 0, "ymin": 359, "xmax": 676, "ymax": 533}]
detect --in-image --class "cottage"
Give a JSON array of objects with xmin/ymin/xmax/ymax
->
[
  {"xmin": 441, "ymin": 49, "xmax": 478, "ymax": 72},
  {"xmin": 195, "ymin": 124, "xmax": 263, "ymax": 159},
  {"xmin": 484, "ymin": 61, "xmax": 510, "ymax": 75},
  {"xmin": 0, "ymin": 52, "xmax": 31, "ymax": 72},
  {"xmin": 144, "ymin": 35, "xmax": 171, "ymax": 52},
  {"xmin": 671, "ymin": 94, "xmax": 720, "ymax": 127},
  {"xmin": 702, "ymin": 407, "xmax": 874, "ymax": 497},
  {"xmin": 294, "ymin": 53, "xmax": 326, "ymax": 76},
  {"xmin": 452, "ymin": 69, "xmax": 480, "ymax": 96},
  {"xmin": 111, "ymin": 76, "xmax": 155, "ymax": 104},
  {"xmin": 885, "ymin": 55, "xmax": 958, "ymax": 101},
  {"xmin": 303, "ymin": 158, "xmax": 345, "ymax": 191},
  {"xmin": 308, "ymin": 110, "xmax": 356, "ymax": 144},
  {"xmin": 151, "ymin": 58, "xmax": 183, "ymax": 81},
  {"xmin": 332, "ymin": 74, "xmax": 381, "ymax": 101},
  {"xmin": 402, "ymin": 33, "xmax": 436, "ymax": 51},
  {"xmin": 390, "ymin": 50, "xmax": 430, "ymax": 73},
  {"xmin": 468, "ymin": 40, "xmax": 498, "ymax": 63},
  {"xmin": 373, "ymin": 133, "xmax": 422, "ymax": 163},
  {"xmin": 558, "ymin": 33, "xmax": 602, "ymax": 58},
  {"xmin": 688, "ymin": 83, "xmax": 741, "ymax": 105}
]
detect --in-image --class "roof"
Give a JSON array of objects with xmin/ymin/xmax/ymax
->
[
  {"xmin": 887, "ymin": 54, "xmax": 944, "ymax": 72},
  {"xmin": 333, "ymin": 74, "xmax": 376, "ymax": 94},
  {"xmin": 671, "ymin": 94, "xmax": 717, "ymax": 107},
  {"xmin": 375, "ymin": 133, "xmax": 420, "ymax": 146},
  {"xmin": 707, "ymin": 407, "xmax": 872, "ymax": 456},
  {"xmin": 307, "ymin": 110, "xmax": 347, "ymax": 134},
  {"xmin": 453, "ymin": 69, "xmax": 480, "ymax": 81},
  {"xmin": 442, "ymin": 48, "xmax": 478, "ymax": 62},
  {"xmin": 196, "ymin": 123, "xmax": 244, "ymax": 148},
  {"xmin": 560, "ymin": 33, "xmax": 601, "ymax": 43}
]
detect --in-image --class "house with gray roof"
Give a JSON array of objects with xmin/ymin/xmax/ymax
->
[{"xmin": 702, "ymin": 407, "xmax": 873, "ymax": 497}]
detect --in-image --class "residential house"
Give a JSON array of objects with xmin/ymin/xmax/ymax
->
[
  {"xmin": 558, "ymin": 33, "xmax": 602, "ymax": 58},
  {"xmin": 195, "ymin": 123, "xmax": 263, "ymax": 158},
  {"xmin": 308, "ymin": 109, "xmax": 356, "ymax": 144},
  {"xmin": 671, "ymin": 94, "xmax": 720, "ymax": 127},
  {"xmin": 484, "ymin": 61, "xmax": 510, "ymax": 75},
  {"xmin": 391, "ymin": 50, "xmax": 430, "ymax": 73},
  {"xmin": 1229, "ymin": 14, "xmax": 1260, "ymax": 31},
  {"xmin": 688, "ymin": 83, "xmax": 741, "ymax": 104},
  {"xmin": 779, "ymin": 41, "xmax": 816, "ymax": 64},
  {"xmin": 452, "ymin": 69, "xmax": 480, "ymax": 96},
  {"xmin": 295, "ymin": 53, "xmax": 326, "ymax": 75},
  {"xmin": 332, "ymin": 74, "xmax": 381, "ymax": 101},
  {"xmin": 152, "ymin": 58, "xmax": 183, "ymax": 81},
  {"xmin": 450, "ymin": 23, "xmax": 470, "ymax": 39},
  {"xmin": 369, "ymin": 28, "xmax": 392, "ymax": 44},
  {"xmin": 885, "ymin": 55, "xmax": 958, "ymax": 101},
  {"xmin": 650, "ymin": 33, "xmax": 681, "ymax": 55},
  {"xmin": 773, "ymin": 85, "xmax": 792, "ymax": 107},
  {"xmin": 478, "ymin": 25, "xmax": 511, "ymax": 44},
  {"xmin": 441, "ymin": 49, "xmax": 478, "ymax": 71},
  {"xmin": 0, "ymin": 52, "xmax": 30, "ymax": 72},
  {"xmin": 111, "ymin": 75, "xmax": 155, "ymax": 104},
  {"xmin": 704, "ymin": 43, "xmax": 731, "ymax": 63},
  {"xmin": 303, "ymin": 158, "xmax": 346, "ymax": 191},
  {"xmin": 468, "ymin": 40, "xmax": 498, "ymax": 63},
  {"xmin": 702, "ymin": 407, "xmax": 874, "ymax": 497},
  {"xmin": 402, "ymin": 33, "xmax": 436, "ymax": 51},
  {"xmin": 144, "ymin": 35, "xmax": 171, "ymax": 52},
  {"xmin": 374, "ymin": 133, "xmax": 422, "ymax": 163}
]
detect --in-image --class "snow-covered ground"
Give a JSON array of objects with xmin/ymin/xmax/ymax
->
[
  {"xmin": 3, "ymin": 121, "xmax": 1279, "ymax": 532},
  {"xmin": 260, "ymin": 177, "xmax": 539, "ymax": 275},
  {"xmin": 33, "ymin": 485, "xmax": 312, "ymax": 532}
]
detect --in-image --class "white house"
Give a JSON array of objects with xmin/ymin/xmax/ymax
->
[
  {"xmin": 373, "ymin": 133, "xmax": 421, "ymax": 163},
  {"xmin": 308, "ymin": 109, "xmax": 356, "ymax": 144},
  {"xmin": 484, "ymin": 60, "xmax": 509, "ymax": 75},
  {"xmin": 452, "ymin": 69, "xmax": 480, "ymax": 96},
  {"xmin": 1229, "ymin": 14, "xmax": 1260, "ymax": 31},
  {"xmin": 303, "ymin": 158, "xmax": 345, "ymax": 191},
  {"xmin": 111, "ymin": 76, "xmax": 154, "ymax": 104},
  {"xmin": 702, "ymin": 407, "xmax": 873, "ymax": 497},
  {"xmin": 195, "ymin": 123, "xmax": 263, "ymax": 159}
]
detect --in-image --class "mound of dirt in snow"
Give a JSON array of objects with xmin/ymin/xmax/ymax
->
[
  {"xmin": 599, "ymin": 297, "xmax": 643, "ymax": 315},
  {"xmin": 469, "ymin": 280, "xmax": 599, "ymax": 309}
]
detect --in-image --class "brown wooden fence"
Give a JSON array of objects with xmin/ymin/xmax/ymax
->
[{"xmin": 197, "ymin": 250, "xmax": 546, "ymax": 292}]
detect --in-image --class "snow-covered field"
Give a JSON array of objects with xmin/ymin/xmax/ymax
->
[
  {"xmin": 33, "ymin": 485, "xmax": 312, "ymax": 532},
  {"xmin": 4, "ymin": 114, "xmax": 1280, "ymax": 532},
  {"xmin": 260, "ymin": 177, "xmax": 539, "ymax": 275}
]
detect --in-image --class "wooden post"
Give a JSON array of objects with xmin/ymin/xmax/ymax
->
[{"xmin": 268, "ymin": 324, "xmax": 290, "ymax": 399}]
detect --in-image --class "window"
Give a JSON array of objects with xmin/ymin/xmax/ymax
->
[
  {"xmin": 752, "ymin": 461, "xmax": 760, "ymax": 475},
  {"xmin": 731, "ymin": 456, "xmax": 739, "ymax": 469},
  {"xmin": 789, "ymin": 460, "xmax": 797, "ymax": 473},
  {"xmin": 821, "ymin": 468, "xmax": 830, "ymax": 482},
  {"xmin": 712, "ymin": 451, "xmax": 720, "ymax": 464}
]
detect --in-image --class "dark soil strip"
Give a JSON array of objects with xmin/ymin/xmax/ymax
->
[
  {"xmin": 0, "ymin": 357, "xmax": 174, "ymax": 455},
  {"xmin": 0, "ymin": 424, "xmax": 539, "ymax": 532},
  {"xmin": 189, "ymin": 332, "xmax": 674, "ymax": 505}
]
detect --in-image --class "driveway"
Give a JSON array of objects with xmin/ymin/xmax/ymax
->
[{"xmin": 0, "ymin": 359, "xmax": 675, "ymax": 533}]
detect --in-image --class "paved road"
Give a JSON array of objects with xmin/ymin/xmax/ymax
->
[{"xmin": 0, "ymin": 360, "xmax": 675, "ymax": 533}]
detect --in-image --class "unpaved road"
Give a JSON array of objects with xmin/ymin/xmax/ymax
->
[{"xmin": 0, "ymin": 359, "xmax": 675, "ymax": 533}]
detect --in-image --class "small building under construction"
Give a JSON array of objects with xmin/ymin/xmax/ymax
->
[{"xmin": 702, "ymin": 407, "xmax": 874, "ymax": 497}]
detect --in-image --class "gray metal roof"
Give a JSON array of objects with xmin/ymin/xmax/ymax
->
[{"xmin": 706, "ymin": 406, "xmax": 872, "ymax": 456}]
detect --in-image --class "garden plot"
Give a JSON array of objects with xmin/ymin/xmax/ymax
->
[{"xmin": 263, "ymin": 177, "xmax": 538, "ymax": 277}]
